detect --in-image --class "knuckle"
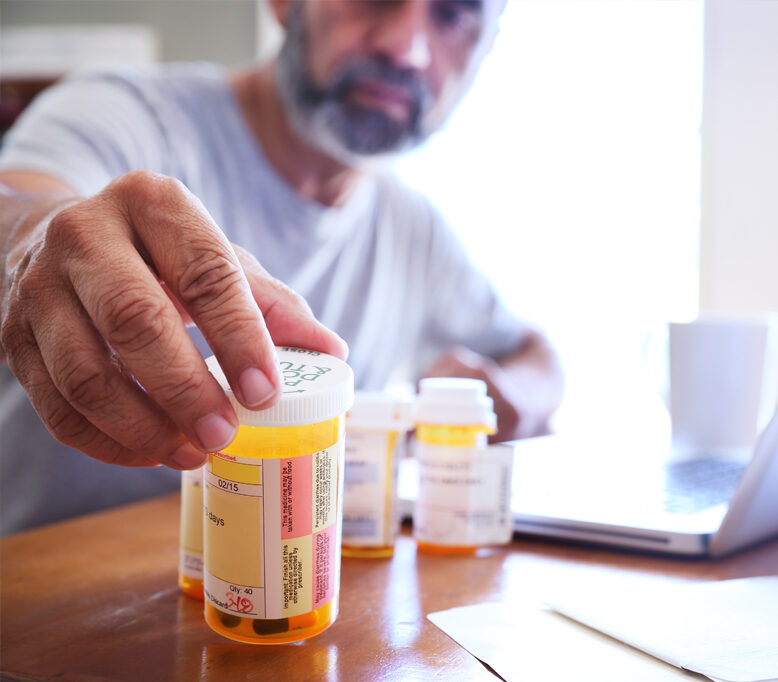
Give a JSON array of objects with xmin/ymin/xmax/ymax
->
[
  {"xmin": 0, "ymin": 315, "xmax": 30, "ymax": 360},
  {"xmin": 98, "ymin": 289, "xmax": 174, "ymax": 354},
  {"xmin": 57, "ymin": 358, "xmax": 118, "ymax": 414},
  {"xmin": 6, "ymin": 254, "xmax": 58, "ymax": 323},
  {"xmin": 94, "ymin": 444, "xmax": 128, "ymax": 466},
  {"xmin": 153, "ymin": 369, "xmax": 207, "ymax": 411},
  {"xmin": 46, "ymin": 204, "xmax": 78, "ymax": 237},
  {"xmin": 176, "ymin": 249, "xmax": 245, "ymax": 313},
  {"xmin": 113, "ymin": 170, "xmax": 187, "ymax": 208},
  {"xmin": 215, "ymin": 310, "xmax": 263, "ymax": 341},
  {"xmin": 132, "ymin": 419, "xmax": 173, "ymax": 454},
  {"xmin": 264, "ymin": 278, "xmax": 314, "ymax": 319},
  {"xmin": 272, "ymin": 277, "xmax": 305, "ymax": 306},
  {"xmin": 46, "ymin": 204, "xmax": 92, "ymax": 255},
  {"xmin": 285, "ymin": 287, "xmax": 313, "ymax": 315},
  {"xmin": 45, "ymin": 400, "xmax": 96, "ymax": 449}
]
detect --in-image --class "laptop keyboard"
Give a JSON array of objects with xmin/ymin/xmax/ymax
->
[{"xmin": 662, "ymin": 458, "xmax": 747, "ymax": 514}]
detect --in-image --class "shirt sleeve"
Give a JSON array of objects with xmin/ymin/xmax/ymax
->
[
  {"xmin": 414, "ymin": 204, "xmax": 529, "ymax": 375},
  {"xmin": 0, "ymin": 69, "xmax": 171, "ymax": 196}
]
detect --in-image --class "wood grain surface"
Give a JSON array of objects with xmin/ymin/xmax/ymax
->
[{"xmin": 2, "ymin": 493, "xmax": 777, "ymax": 681}]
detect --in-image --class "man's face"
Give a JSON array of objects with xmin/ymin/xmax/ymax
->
[{"xmin": 275, "ymin": 0, "xmax": 502, "ymax": 164}]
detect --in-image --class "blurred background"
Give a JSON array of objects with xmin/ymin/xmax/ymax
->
[
  {"xmin": 2, "ymin": 0, "xmax": 776, "ymax": 436},
  {"xmin": 0, "ymin": 0, "xmax": 281, "ymax": 131}
]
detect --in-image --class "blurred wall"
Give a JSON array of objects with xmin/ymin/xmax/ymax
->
[{"xmin": 0, "ymin": 0, "xmax": 280, "ymax": 66}]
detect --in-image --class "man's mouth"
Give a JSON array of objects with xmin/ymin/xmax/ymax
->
[{"xmin": 344, "ymin": 80, "xmax": 415, "ymax": 121}]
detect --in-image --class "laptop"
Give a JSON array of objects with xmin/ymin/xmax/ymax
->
[{"xmin": 398, "ymin": 408, "xmax": 778, "ymax": 556}]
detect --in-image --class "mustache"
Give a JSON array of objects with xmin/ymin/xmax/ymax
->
[{"xmin": 306, "ymin": 56, "xmax": 433, "ymax": 116}]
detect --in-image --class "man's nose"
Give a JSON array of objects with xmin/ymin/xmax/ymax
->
[{"xmin": 368, "ymin": 1, "xmax": 432, "ymax": 71}]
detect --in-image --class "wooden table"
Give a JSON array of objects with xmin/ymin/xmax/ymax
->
[{"xmin": 2, "ymin": 493, "xmax": 777, "ymax": 681}]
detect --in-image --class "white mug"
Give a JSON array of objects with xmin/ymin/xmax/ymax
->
[{"xmin": 668, "ymin": 315, "xmax": 778, "ymax": 452}]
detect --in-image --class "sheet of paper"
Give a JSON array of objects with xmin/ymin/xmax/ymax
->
[
  {"xmin": 544, "ymin": 575, "xmax": 778, "ymax": 682},
  {"xmin": 427, "ymin": 602, "xmax": 702, "ymax": 682}
]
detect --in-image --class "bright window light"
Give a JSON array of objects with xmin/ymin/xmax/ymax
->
[{"xmin": 396, "ymin": 0, "xmax": 703, "ymax": 437}]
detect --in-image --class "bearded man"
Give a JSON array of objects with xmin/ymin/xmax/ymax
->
[{"xmin": 0, "ymin": 0, "xmax": 563, "ymax": 533}]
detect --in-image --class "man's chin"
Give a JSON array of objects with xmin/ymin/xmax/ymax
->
[
  {"xmin": 312, "ymin": 133, "xmax": 408, "ymax": 172},
  {"xmin": 331, "ymin": 106, "xmax": 420, "ymax": 153},
  {"xmin": 287, "ymin": 101, "xmax": 427, "ymax": 169}
]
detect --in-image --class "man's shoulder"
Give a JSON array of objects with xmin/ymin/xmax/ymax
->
[{"xmin": 63, "ymin": 61, "xmax": 229, "ymax": 105}]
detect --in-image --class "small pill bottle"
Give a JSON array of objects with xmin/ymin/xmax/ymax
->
[
  {"xmin": 178, "ymin": 466, "xmax": 204, "ymax": 599},
  {"xmin": 341, "ymin": 392, "xmax": 414, "ymax": 558},
  {"xmin": 202, "ymin": 347, "xmax": 353, "ymax": 644},
  {"xmin": 413, "ymin": 377, "xmax": 497, "ymax": 555}
]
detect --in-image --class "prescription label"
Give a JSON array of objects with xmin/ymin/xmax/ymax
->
[
  {"xmin": 342, "ymin": 430, "xmax": 400, "ymax": 547},
  {"xmin": 204, "ymin": 444, "xmax": 343, "ymax": 619},
  {"xmin": 414, "ymin": 444, "xmax": 514, "ymax": 546},
  {"xmin": 179, "ymin": 467, "xmax": 204, "ymax": 578}
]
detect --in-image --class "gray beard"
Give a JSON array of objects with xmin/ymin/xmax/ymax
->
[{"xmin": 274, "ymin": 2, "xmax": 434, "ymax": 167}]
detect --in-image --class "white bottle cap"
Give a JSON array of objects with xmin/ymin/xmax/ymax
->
[
  {"xmin": 206, "ymin": 347, "xmax": 354, "ymax": 427},
  {"xmin": 414, "ymin": 377, "xmax": 496, "ymax": 428},
  {"xmin": 346, "ymin": 391, "xmax": 414, "ymax": 431}
]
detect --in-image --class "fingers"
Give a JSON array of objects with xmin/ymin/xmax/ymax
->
[
  {"xmin": 4, "ymin": 254, "xmax": 212, "ymax": 467},
  {"xmin": 234, "ymin": 245, "xmax": 349, "ymax": 360},
  {"xmin": 422, "ymin": 346, "xmax": 491, "ymax": 380},
  {"xmin": 4, "ymin": 328, "xmax": 160, "ymax": 468},
  {"xmin": 52, "ymin": 203, "xmax": 238, "ymax": 462},
  {"xmin": 34, "ymin": 291, "xmax": 212, "ymax": 468},
  {"xmin": 108, "ymin": 173, "xmax": 284, "ymax": 412},
  {"xmin": 3, "ymin": 169, "xmax": 349, "ymax": 471}
]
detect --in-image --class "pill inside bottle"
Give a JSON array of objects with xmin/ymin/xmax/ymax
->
[{"xmin": 202, "ymin": 347, "xmax": 353, "ymax": 644}]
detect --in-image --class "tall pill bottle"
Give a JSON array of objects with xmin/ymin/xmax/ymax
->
[
  {"xmin": 178, "ymin": 466, "xmax": 204, "ymax": 599},
  {"xmin": 413, "ymin": 377, "xmax": 496, "ymax": 554},
  {"xmin": 342, "ymin": 392, "xmax": 413, "ymax": 558},
  {"xmin": 202, "ymin": 347, "xmax": 353, "ymax": 644}
]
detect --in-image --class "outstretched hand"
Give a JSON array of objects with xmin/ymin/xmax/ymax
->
[{"xmin": 1, "ymin": 170, "xmax": 347, "ymax": 470}]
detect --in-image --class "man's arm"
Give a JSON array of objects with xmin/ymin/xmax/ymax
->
[
  {"xmin": 422, "ymin": 329, "xmax": 564, "ymax": 442},
  {"xmin": 0, "ymin": 169, "xmax": 347, "ymax": 470}
]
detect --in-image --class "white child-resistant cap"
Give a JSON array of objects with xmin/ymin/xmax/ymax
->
[
  {"xmin": 206, "ymin": 347, "xmax": 354, "ymax": 427},
  {"xmin": 346, "ymin": 391, "xmax": 414, "ymax": 431},
  {"xmin": 414, "ymin": 377, "xmax": 496, "ymax": 428}
]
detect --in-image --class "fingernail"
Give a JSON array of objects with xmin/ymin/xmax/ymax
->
[
  {"xmin": 239, "ymin": 367, "xmax": 276, "ymax": 408},
  {"xmin": 171, "ymin": 444, "xmax": 208, "ymax": 470},
  {"xmin": 194, "ymin": 413, "xmax": 236, "ymax": 452}
]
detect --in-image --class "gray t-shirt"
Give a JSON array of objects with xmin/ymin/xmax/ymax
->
[{"xmin": 0, "ymin": 63, "xmax": 526, "ymax": 534}]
